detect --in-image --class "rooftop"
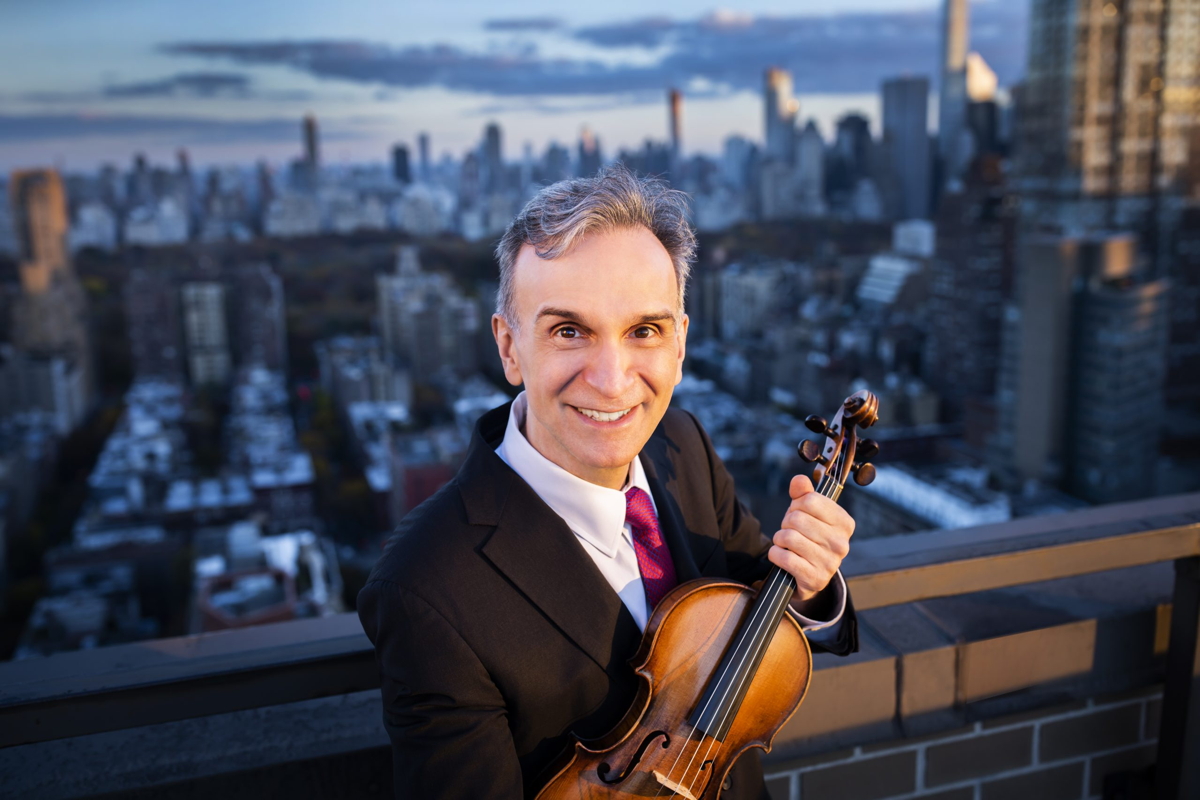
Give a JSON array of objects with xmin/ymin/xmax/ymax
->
[{"xmin": 1, "ymin": 492, "xmax": 1198, "ymax": 798}]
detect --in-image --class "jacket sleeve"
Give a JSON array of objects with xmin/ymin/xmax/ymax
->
[
  {"xmin": 685, "ymin": 410, "xmax": 860, "ymax": 657},
  {"xmin": 357, "ymin": 578, "xmax": 524, "ymax": 799}
]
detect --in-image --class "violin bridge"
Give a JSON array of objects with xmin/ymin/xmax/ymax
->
[{"xmin": 652, "ymin": 770, "xmax": 699, "ymax": 800}]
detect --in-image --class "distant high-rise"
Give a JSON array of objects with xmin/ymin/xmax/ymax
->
[
  {"xmin": 1017, "ymin": 0, "xmax": 1200, "ymax": 221},
  {"xmin": 1017, "ymin": 0, "xmax": 1200, "ymax": 405},
  {"xmin": 545, "ymin": 142, "xmax": 571, "ymax": 182},
  {"xmin": 234, "ymin": 263, "xmax": 287, "ymax": 372},
  {"xmin": 882, "ymin": 76, "xmax": 932, "ymax": 219},
  {"xmin": 7, "ymin": 168, "xmax": 92, "ymax": 429},
  {"xmin": 796, "ymin": 121, "xmax": 826, "ymax": 216},
  {"xmin": 763, "ymin": 68, "xmax": 797, "ymax": 164},
  {"xmin": 376, "ymin": 246, "xmax": 479, "ymax": 383},
  {"xmin": 392, "ymin": 144, "xmax": 412, "ymax": 185},
  {"xmin": 182, "ymin": 282, "xmax": 232, "ymax": 386},
  {"xmin": 10, "ymin": 169, "xmax": 69, "ymax": 295},
  {"xmin": 483, "ymin": 123, "xmax": 503, "ymax": 194},
  {"xmin": 926, "ymin": 158, "xmax": 1015, "ymax": 419},
  {"xmin": 418, "ymin": 133, "xmax": 431, "ymax": 182},
  {"xmin": 991, "ymin": 234, "xmax": 1168, "ymax": 502},
  {"xmin": 937, "ymin": 0, "xmax": 969, "ymax": 182},
  {"xmin": 835, "ymin": 114, "xmax": 871, "ymax": 174},
  {"xmin": 302, "ymin": 115, "xmax": 319, "ymax": 170},
  {"xmin": 668, "ymin": 88, "xmax": 682, "ymax": 168},
  {"xmin": 578, "ymin": 127, "xmax": 602, "ymax": 177},
  {"xmin": 126, "ymin": 268, "xmax": 183, "ymax": 381}
]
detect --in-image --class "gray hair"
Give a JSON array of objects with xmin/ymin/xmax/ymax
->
[{"xmin": 494, "ymin": 163, "xmax": 696, "ymax": 330}]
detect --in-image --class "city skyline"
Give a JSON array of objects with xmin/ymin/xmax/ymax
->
[{"xmin": 0, "ymin": 0, "xmax": 1028, "ymax": 171}]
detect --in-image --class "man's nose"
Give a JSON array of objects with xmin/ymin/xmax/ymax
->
[{"xmin": 583, "ymin": 337, "xmax": 636, "ymax": 398}]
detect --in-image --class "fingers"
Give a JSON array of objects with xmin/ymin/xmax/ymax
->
[
  {"xmin": 789, "ymin": 473, "xmax": 815, "ymax": 501},
  {"xmin": 773, "ymin": 524, "xmax": 847, "ymax": 567},
  {"xmin": 767, "ymin": 543, "xmax": 832, "ymax": 597},
  {"xmin": 785, "ymin": 486, "xmax": 855, "ymax": 530}
]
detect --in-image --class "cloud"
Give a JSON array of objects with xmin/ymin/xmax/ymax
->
[
  {"xmin": 18, "ymin": 72, "xmax": 314, "ymax": 105},
  {"xmin": 163, "ymin": 5, "xmax": 1027, "ymax": 99},
  {"xmin": 484, "ymin": 17, "xmax": 563, "ymax": 32},
  {"xmin": 103, "ymin": 72, "xmax": 251, "ymax": 98},
  {"xmin": 0, "ymin": 113, "xmax": 360, "ymax": 144},
  {"xmin": 573, "ymin": 17, "xmax": 676, "ymax": 48}
]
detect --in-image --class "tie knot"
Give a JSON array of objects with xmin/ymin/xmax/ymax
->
[{"xmin": 625, "ymin": 486, "xmax": 658, "ymax": 532}]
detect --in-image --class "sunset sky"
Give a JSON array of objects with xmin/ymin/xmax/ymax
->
[{"xmin": 0, "ymin": 0, "xmax": 1028, "ymax": 171}]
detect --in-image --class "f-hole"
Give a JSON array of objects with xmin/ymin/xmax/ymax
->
[{"xmin": 597, "ymin": 731, "xmax": 670, "ymax": 784}]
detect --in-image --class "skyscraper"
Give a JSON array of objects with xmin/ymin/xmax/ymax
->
[
  {"xmin": 302, "ymin": 115, "xmax": 319, "ymax": 170},
  {"xmin": 182, "ymin": 282, "xmax": 232, "ymax": 386},
  {"xmin": 668, "ymin": 88, "xmax": 682, "ymax": 170},
  {"xmin": 7, "ymin": 169, "xmax": 92, "ymax": 433},
  {"xmin": 1017, "ymin": 0, "xmax": 1200, "ymax": 404},
  {"xmin": 392, "ymin": 144, "xmax": 412, "ymax": 185},
  {"xmin": 126, "ymin": 267, "xmax": 183, "ymax": 382},
  {"xmin": 483, "ymin": 123, "xmax": 503, "ymax": 195},
  {"xmin": 578, "ymin": 127, "xmax": 602, "ymax": 177},
  {"xmin": 796, "ymin": 121, "xmax": 826, "ymax": 216},
  {"xmin": 882, "ymin": 76, "xmax": 932, "ymax": 219},
  {"xmin": 10, "ymin": 169, "xmax": 69, "ymax": 295},
  {"xmin": 938, "ymin": 0, "xmax": 969, "ymax": 183},
  {"xmin": 763, "ymin": 68, "xmax": 797, "ymax": 165},
  {"xmin": 1018, "ymin": 0, "xmax": 1200, "ymax": 223},
  {"xmin": 418, "ymin": 133, "xmax": 431, "ymax": 182},
  {"xmin": 991, "ymin": 234, "xmax": 1168, "ymax": 501},
  {"xmin": 234, "ymin": 263, "xmax": 288, "ymax": 372},
  {"xmin": 926, "ymin": 158, "xmax": 1015, "ymax": 419}
]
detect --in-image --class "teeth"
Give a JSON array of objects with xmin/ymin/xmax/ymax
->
[{"xmin": 576, "ymin": 406, "xmax": 633, "ymax": 422}]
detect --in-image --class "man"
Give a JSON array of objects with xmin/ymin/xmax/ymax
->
[{"xmin": 358, "ymin": 165, "xmax": 859, "ymax": 799}]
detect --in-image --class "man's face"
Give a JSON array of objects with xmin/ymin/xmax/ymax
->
[{"xmin": 493, "ymin": 225, "xmax": 688, "ymax": 489}]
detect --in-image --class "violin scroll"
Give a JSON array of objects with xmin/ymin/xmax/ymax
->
[{"xmin": 796, "ymin": 390, "xmax": 881, "ymax": 496}]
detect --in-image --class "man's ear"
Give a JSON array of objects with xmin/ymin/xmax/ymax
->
[
  {"xmin": 674, "ymin": 313, "xmax": 689, "ymax": 385},
  {"xmin": 492, "ymin": 313, "xmax": 524, "ymax": 387}
]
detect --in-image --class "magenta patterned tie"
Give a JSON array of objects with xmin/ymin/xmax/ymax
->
[{"xmin": 625, "ymin": 486, "xmax": 678, "ymax": 611}]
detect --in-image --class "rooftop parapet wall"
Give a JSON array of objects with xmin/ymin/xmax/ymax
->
[{"xmin": 0, "ymin": 493, "xmax": 1197, "ymax": 799}]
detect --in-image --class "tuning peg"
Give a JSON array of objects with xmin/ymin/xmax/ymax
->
[
  {"xmin": 857, "ymin": 438, "xmax": 880, "ymax": 461},
  {"xmin": 804, "ymin": 415, "xmax": 828, "ymax": 435},
  {"xmin": 797, "ymin": 440, "xmax": 828, "ymax": 464},
  {"xmin": 812, "ymin": 464, "xmax": 826, "ymax": 484},
  {"xmin": 852, "ymin": 462, "xmax": 877, "ymax": 486}
]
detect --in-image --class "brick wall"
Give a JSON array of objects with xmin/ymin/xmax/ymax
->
[{"xmin": 763, "ymin": 686, "xmax": 1161, "ymax": 800}]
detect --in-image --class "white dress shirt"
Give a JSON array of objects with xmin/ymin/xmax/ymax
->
[{"xmin": 495, "ymin": 392, "xmax": 847, "ymax": 639}]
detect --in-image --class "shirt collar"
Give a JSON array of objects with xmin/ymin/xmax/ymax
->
[{"xmin": 495, "ymin": 392, "xmax": 653, "ymax": 558}]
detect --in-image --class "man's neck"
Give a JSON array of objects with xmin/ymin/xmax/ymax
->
[{"xmin": 516, "ymin": 402, "xmax": 632, "ymax": 490}]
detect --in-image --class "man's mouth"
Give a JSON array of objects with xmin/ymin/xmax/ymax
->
[{"xmin": 573, "ymin": 406, "xmax": 634, "ymax": 423}]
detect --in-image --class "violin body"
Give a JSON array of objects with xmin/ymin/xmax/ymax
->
[{"xmin": 535, "ymin": 578, "xmax": 812, "ymax": 800}]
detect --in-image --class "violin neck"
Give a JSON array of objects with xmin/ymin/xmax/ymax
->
[{"xmin": 688, "ymin": 475, "xmax": 844, "ymax": 741}]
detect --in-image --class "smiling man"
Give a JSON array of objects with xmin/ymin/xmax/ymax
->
[{"xmin": 358, "ymin": 165, "xmax": 859, "ymax": 799}]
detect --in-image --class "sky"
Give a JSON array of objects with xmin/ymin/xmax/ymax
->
[{"xmin": 0, "ymin": 0, "xmax": 1029, "ymax": 172}]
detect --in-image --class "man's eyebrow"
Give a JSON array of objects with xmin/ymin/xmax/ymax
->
[
  {"xmin": 536, "ymin": 307, "xmax": 585, "ymax": 323},
  {"xmin": 632, "ymin": 311, "xmax": 677, "ymax": 325}
]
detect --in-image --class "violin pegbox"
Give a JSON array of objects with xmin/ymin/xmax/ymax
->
[{"xmin": 797, "ymin": 389, "xmax": 881, "ymax": 493}]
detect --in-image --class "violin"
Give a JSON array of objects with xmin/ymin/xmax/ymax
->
[{"xmin": 535, "ymin": 390, "xmax": 881, "ymax": 799}]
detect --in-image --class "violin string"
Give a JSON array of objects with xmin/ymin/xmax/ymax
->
[
  {"xmin": 678, "ymin": 445, "xmax": 846, "ymax": 797},
  {"xmin": 651, "ymin": 565, "xmax": 789, "ymax": 798},
  {"xmin": 650, "ymin": 442, "xmax": 846, "ymax": 798}
]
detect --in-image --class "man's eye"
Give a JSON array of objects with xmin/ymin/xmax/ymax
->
[
  {"xmin": 633, "ymin": 326, "xmax": 656, "ymax": 339},
  {"xmin": 555, "ymin": 326, "xmax": 578, "ymax": 339}
]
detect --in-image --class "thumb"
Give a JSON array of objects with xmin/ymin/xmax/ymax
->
[{"xmin": 789, "ymin": 473, "xmax": 815, "ymax": 501}]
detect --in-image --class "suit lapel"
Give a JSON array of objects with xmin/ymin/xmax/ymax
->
[{"xmin": 461, "ymin": 404, "xmax": 640, "ymax": 673}]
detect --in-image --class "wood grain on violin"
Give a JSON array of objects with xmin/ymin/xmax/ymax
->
[{"xmin": 536, "ymin": 391, "xmax": 880, "ymax": 799}]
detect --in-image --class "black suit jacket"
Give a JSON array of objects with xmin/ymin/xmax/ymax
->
[{"xmin": 358, "ymin": 403, "xmax": 859, "ymax": 799}]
